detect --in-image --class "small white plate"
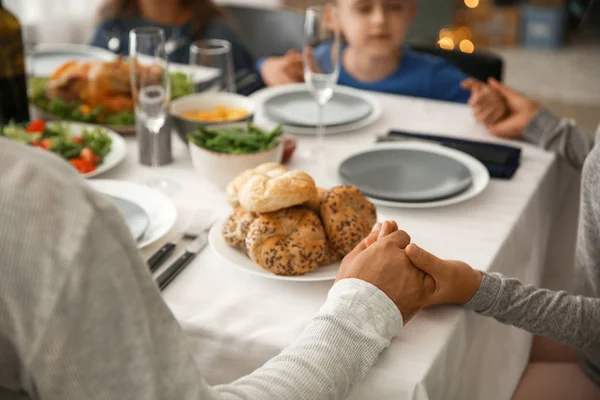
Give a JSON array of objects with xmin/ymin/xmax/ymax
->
[
  {"xmin": 339, "ymin": 142, "xmax": 490, "ymax": 209},
  {"xmin": 49, "ymin": 122, "xmax": 127, "ymax": 179},
  {"xmin": 251, "ymin": 83, "xmax": 382, "ymax": 136},
  {"xmin": 88, "ymin": 180, "xmax": 177, "ymax": 248},
  {"xmin": 209, "ymin": 219, "xmax": 340, "ymax": 281}
]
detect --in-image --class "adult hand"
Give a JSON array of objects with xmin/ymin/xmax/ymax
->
[
  {"xmin": 404, "ymin": 244, "xmax": 483, "ymax": 307},
  {"xmin": 337, "ymin": 221, "xmax": 436, "ymax": 323},
  {"xmin": 483, "ymin": 78, "xmax": 542, "ymax": 139},
  {"xmin": 461, "ymin": 78, "xmax": 508, "ymax": 126},
  {"xmin": 259, "ymin": 49, "xmax": 304, "ymax": 87}
]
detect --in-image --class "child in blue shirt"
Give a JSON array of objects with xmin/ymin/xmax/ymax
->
[{"xmin": 260, "ymin": 0, "xmax": 506, "ymax": 116}]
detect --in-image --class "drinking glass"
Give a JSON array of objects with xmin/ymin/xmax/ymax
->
[
  {"xmin": 129, "ymin": 27, "xmax": 177, "ymax": 194},
  {"xmin": 303, "ymin": 6, "xmax": 341, "ymax": 162},
  {"xmin": 189, "ymin": 39, "xmax": 235, "ymax": 93}
]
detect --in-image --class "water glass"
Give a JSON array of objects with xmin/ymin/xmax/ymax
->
[{"xmin": 189, "ymin": 39, "xmax": 236, "ymax": 93}]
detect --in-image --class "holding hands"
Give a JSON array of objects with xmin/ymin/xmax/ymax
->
[
  {"xmin": 462, "ymin": 77, "xmax": 542, "ymax": 140},
  {"xmin": 342, "ymin": 221, "xmax": 483, "ymax": 319},
  {"xmin": 260, "ymin": 49, "xmax": 304, "ymax": 86},
  {"xmin": 337, "ymin": 221, "xmax": 435, "ymax": 323}
]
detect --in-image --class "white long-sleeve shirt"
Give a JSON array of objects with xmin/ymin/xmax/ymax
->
[{"xmin": 0, "ymin": 138, "xmax": 403, "ymax": 400}]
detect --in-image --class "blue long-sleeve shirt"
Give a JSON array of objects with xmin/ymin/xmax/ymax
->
[{"xmin": 312, "ymin": 44, "xmax": 470, "ymax": 103}]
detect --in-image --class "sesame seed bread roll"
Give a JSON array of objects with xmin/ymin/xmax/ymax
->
[
  {"xmin": 303, "ymin": 187, "xmax": 329, "ymax": 214},
  {"xmin": 222, "ymin": 206, "xmax": 258, "ymax": 249},
  {"xmin": 321, "ymin": 186, "xmax": 377, "ymax": 256},
  {"xmin": 245, "ymin": 207, "xmax": 327, "ymax": 276}
]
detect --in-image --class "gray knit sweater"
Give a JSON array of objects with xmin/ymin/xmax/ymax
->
[{"xmin": 466, "ymin": 109, "xmax": 600, "ymax": 385}]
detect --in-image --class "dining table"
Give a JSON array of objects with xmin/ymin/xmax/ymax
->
[{"xmin": 100, "ymin": 89, "xmax": 581, "ymax": 400}]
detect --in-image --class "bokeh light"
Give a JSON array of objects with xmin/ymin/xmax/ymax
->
[
  {"xmin": 438, "ymin": 37, "xmax": 455, "ymax": 50},
  {"xmin": 459, "ymin": 39, "xmax": 475, "ymax": 53},
  {"xmin": 464, "ymin": 0, "xmax": 479, "ymax": 8}
]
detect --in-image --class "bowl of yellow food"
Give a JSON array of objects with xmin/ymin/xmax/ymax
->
[{"xmin": 170, "ymin": 92, "xmax": 254, "ymax": 144}]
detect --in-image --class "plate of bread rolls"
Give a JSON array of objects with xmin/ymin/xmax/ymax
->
[{"xmin": 209, "ymin": 162, "xmax": 378, "ymax": 281}]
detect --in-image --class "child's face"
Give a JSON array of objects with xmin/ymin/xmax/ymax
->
[{"xmin": 335, "ymin": 0, "xmax": 416, "ymax": 58}]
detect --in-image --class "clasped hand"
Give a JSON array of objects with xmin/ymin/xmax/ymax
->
[{"xmin": 337, "ymin": 221, "xmax": 483, "ymax": 323}]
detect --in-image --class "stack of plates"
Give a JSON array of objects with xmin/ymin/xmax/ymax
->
[
  {"xmin": 251, "ymin": 83, "xmax": 382, "ymax": 135},
  {"xmin": 338, "ymin": 142, "xmax": 490, "ymax": 208}
]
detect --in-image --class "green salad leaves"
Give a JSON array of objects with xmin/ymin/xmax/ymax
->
[{"xmin": 187, "ymin": 123, "xmax": 283, "ymax": 154}]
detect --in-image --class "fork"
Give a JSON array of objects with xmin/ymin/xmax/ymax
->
[{"xmin": 147, "ymin": 209, "xmax": 212, "ymax": 272}]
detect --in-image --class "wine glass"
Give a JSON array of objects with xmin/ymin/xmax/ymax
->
[
  {"xmin": 129, "ymin": 27, "xmax": 177, "ymax": 194},
  {"xmin": 189, "ymin": 39, "xmax": 236, "ymax": 93},
  {"xmin": 302, "ymin": 5, "xmax": 341, "ymax": 164}
]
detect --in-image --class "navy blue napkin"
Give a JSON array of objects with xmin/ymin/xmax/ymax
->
[{"xmin": 387, "ymin": 130, "xmax": 521, "ymax": 179}]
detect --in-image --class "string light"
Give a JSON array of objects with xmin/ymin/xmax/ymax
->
[
  {"xmin": 438, "ymin": 37, "xmax": 455, "ymax": 50},
  {"xmin": 459, "ymin": 39, "xmax": 475, "ymax": 53},
  {"xmin": 464, "ymin": 0, "xmax": 479, "ymax": 8}
]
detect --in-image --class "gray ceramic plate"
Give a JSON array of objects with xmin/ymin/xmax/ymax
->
[
  {"xmin": 339, "ymin": 148, "xmax": 473, "ymax": 202},
  {"xmin": 108, "ymin": 195, "xmax": 150, "ymax": 241},
  {"xmin": 263, "ymin": 91, "xmax": 372, "ymax": 127}
]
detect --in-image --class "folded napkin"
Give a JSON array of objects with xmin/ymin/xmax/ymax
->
[{"xmin": 385, "ymin": 130, "xmax": 522, "ymax": 179}]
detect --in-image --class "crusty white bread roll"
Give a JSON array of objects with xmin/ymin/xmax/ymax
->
[
  {"xmin": 245, "ymin": 207, "xmax": 328, "ymax": 276},
  {"xmin": 226, "ymin": 163, "xmax": 287, "ymax": 208},
  {"xmin": 222, "ymin": 206, "xmax": 258, "ymax": 249},
  {"xmin": 238, "ymin": 169, "xmax": 317, "ymax": 213},
  {"xmin": 321, "ymin": 186, "xmax": 377, "ymax": 256}
]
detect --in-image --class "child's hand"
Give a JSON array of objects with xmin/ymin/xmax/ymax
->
[
  {"xmin": 462, "ymin": 78, "xmax": 508, "ymax": 126},
  {"xmin": 260, "ymin": 50, "xmax": 304, "ymax": 87}
]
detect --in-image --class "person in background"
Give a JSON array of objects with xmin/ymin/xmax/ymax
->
[
  {"xmin": 260, "ymin": 0, "xmax": 506, "ymax": 115},
  {"xmin": 0, "ymin": 133, "xmax": 436, "ymax": 400},
  {"xmin": 374, "ymin": 80, "xmax": 600, "ymax": 399},
  {"xmin": 90, "ymin": 0, "xmax": 255, "ymax": 73}
]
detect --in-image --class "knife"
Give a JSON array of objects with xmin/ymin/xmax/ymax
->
[{"xmin": 156, "ymin": 231, "xmax": 209, "ymax": 291}]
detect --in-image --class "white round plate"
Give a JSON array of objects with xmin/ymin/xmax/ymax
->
[
  {"xmin": 209, "ymin": 219, "xmax": 340, "ymax": 281},
  {"xmin": 251, "ymin": 83, "xmax": 382, "ymax": 136},
  {"xmin": 88, "ymin": 180, "xmax": 177, "ymax": 248},
  {"xmin": 31, "ymin": 43, "xmax": 117, "ymax": 77},
  {"xmin": 47, "ymin": 122, "xmax": 127, "ymax": 179},
  {"xmin": 339, "ymin": 142, "xmax": 490, "ymax": 209}
]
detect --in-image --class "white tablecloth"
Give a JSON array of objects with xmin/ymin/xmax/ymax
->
[{"xmin": 101, "ymin": 92, "xmax": 578, "ymax": 400}]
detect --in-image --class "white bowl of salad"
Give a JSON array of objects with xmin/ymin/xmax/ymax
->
[
  {"xmin": 187, "ymin": 122, "xmax": 286, "ymax": 189},
  {"xmin": 1, "ymin": 119, "xmax": 126, "ymax": 177}
]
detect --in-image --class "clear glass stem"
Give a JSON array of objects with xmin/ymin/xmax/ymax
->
[
  {"xmin": 149, "ymin": 126, "xmax": 160, "ymax": 168},
  {"xmin": 316, "ymin": 101, "xmax": 324, "ymax": 147}
]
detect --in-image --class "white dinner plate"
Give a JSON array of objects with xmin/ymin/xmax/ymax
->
[
  {"xmin": 88, "ymin": 180, "xmax": 177, "ymax": 248},
  {"xmin": 31, "ymin": 44, "xmax": 117, "ymax": 77},
  {"xmin": 209, "ymin": 219, "xmax": 340, "ymax": 281},
  {"xmin": 49, "ymin": 122, "xmax": 127, "ymax": 178},
  {"xmin": 338, "ymin": 142, "xmax": 490, "ymax": 209},
  {"xmin": 251, "ymin": 83, "xmax": 382, "ymax": 136}
]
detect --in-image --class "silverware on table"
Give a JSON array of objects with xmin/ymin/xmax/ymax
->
[
  {"xmin": 156, "ymin": 221, "xmax": 214, "ymax": 290},
  {"xmin": 147, "ymin": 209, "xmax": 211, "ymax": 272}
]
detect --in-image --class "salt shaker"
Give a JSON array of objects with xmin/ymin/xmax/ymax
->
[{"xmin": 136, "ymin": 116, "xmax": 173, "ymax": 166}]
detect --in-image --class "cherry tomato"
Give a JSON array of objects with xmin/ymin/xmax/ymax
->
[
  {"xmin": 26, "ymin": 119, "xmax": 46, "ymax": 133},
  {"xmin": 69, "ymin": 158, "xmax": 96, "ymax": 174},
  {"xmin": 80, "ymin": 147, "xmax": 101, "ymax": 165},
  {"xmin": 38, "ymin": 139, "xmax": 52, "ymax": 150},
  {"xmin": 73, "ymin": 136, "xmax": 84, "ymax": 144}
]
